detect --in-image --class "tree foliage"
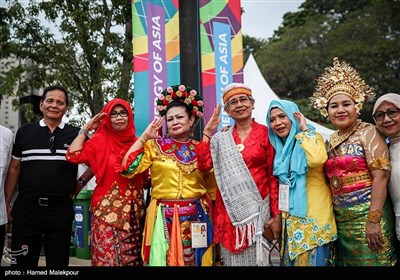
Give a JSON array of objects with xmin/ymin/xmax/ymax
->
[
  {"xmin": 0, "ymin": 0, "xmax": 133, "ymax": 124},
  {"xmin": 242, "ymin": 35, "xmax": 266, "ymax": 63},
  {"xmin": 255, "ymin": 0, "xmax": 400, "ymax": 125}
]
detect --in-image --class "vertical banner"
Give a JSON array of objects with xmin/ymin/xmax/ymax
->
[
  {"xmin": 213, "ymin": 22, "xmax": 232, "ymax": 130},
  {"xmin": 199, "ymin": 0, "xmax": 243, "ymax": 130},
  {"xmin": 132, "ymin": 0, "xmax": 181, "ymax": 135}
]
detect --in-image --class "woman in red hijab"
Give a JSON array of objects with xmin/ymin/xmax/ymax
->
[{"xmin": 66, "ymin": 98, "xmax": 148, "ymax": 266}]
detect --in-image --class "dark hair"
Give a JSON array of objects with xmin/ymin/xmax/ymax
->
[
  {"xmin": 165, "ymin": 100, "xmax": 191, "ymax": 118},
  {"xmin": 41, "ymin": 85, "xmax": 69, "ymax": 105}
]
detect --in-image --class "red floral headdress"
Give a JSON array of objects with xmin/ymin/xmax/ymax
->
[{"xmin": 156, "ymin": 84, "xmax": 204, "ymax": 118}]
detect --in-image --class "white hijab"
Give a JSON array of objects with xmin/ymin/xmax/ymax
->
[
  {"xmin": 373, "ymin": 93, "xmax": 400, "ymax": 115},
  {"xmin": 372, "ymin": 93, "xmax": 400, "ymax": 144}
]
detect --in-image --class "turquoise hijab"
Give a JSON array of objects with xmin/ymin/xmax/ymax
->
[{"xmin": 266, "ymin": 100, "xmax": 313, "ymax": 218}]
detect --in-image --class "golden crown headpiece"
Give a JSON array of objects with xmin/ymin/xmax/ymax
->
[{"xmin": 310, "ymin": 57, "xmax": 375, "ymax": 117}]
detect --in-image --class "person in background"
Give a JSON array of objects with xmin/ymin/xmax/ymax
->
[
  {"xmin": 372, "ymin": 93, "xmax": 400, "ymax": 241},
  {"xmin": 120, "ymin": 85, "xmax": 216, "ymax": 266},
  {"xmin": 66, "ymin": 98, "xmax": 148, "ymax": 266},
  {"xmin": 0, "ymin": 99, "xmax": 14, "ymax": 257},
  {"xmin": 310, "ymin": 57, "xmax": 399, "ymax": 266},
  {"xmin": 197, "ymin": 82, "xmax": 280, "ymax": 266},
  {"xmin": 4, "ymin": 86, "xmax": 90, "ymax": 267},
  {"xmin": 266, "ymin": 100, "xmax": 337, "ymax": 266}
]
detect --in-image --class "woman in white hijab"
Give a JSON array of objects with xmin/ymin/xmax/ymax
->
[{"xmin": 372, "ymin": 93, "xmax": 400, "ymax": 241}]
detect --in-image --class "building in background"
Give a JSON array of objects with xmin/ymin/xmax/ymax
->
[
  {"xmin": 0, "ymin": 57, "xmax": 42, "ymax": 134},
  {"xmin": 0, "ymin": 58, "xmax": 20, "ymax": 134}
]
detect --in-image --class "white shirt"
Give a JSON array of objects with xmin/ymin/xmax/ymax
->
[
  {"xmin": 389, "ymin": 142, "xmax": 400, "ymax": 217},
  {"xmin": 0, "ymin": 125, "xmax": 14, "ymax": 225}
]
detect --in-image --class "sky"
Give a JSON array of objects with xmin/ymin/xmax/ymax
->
[
  {"xmin": 0, "ymin": 0, "xmax": 305, "ymax": 40},
  {"xmin": 241, "ymin": 0, "xmax": 305, "ymax": 39}
]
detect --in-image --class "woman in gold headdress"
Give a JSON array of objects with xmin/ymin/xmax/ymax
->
[{"xmin": 310, "ymin": 58, "xmax": 399, "ymax": 266}]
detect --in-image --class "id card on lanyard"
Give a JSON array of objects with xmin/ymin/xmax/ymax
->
[{"xmin": 279, "ymin": 182, "xmax": 289, "ymax": 212}]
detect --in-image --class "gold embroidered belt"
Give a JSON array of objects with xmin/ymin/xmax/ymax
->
[{"xmin": 330, "ymin": 171, "xmax": 372, "ymax": 192}]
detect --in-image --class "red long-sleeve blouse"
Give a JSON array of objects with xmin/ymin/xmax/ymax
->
[{"xmin": 196, "ymin": 121, "xmax": 279, "ymax": 253}]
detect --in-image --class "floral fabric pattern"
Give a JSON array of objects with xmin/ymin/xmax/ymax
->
[
  {"xmin": 92, "ymin": 182, "xmax": 145, "ymax": 231},
  {"xmin": 91, "ymin": 215, "xmax": 143, "ymax": 266},
  {"xmin": 281, "ymin": 213, "xmax": 337, "ymax": 261},
  {"xmin": 156, "ymin": 137, "xmax": 197, "ymax": 164}
]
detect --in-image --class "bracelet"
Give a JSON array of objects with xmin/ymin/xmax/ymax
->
[
  {"xmin": 202, "ymin": 131, "xmax": 211, "ymax": 139},
  {"xmin": 79, "ymin": 128, "xmax": 89, "ymax": 137},
  {"xmin": 139, "ymin": 136, "xmax": 147, "ymax": 145},
  {"xmin": 367, "ymin": 209, "xmax": 383, "ymax": 223}
]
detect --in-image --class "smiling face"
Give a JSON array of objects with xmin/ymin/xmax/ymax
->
[
  {"xmin": 110, "ymin": 105, "xmax": 129, "ymax": 131},
  {"xmin": 327, "ymin": 94, "xmax": 358, "ymax": 133},
  {"xmin": 269, "ymin": 107, "xmax": 291, "ymax": 138},
  {"xmin": 374, "ymin": 101, "xmax": 400, "ymax": 139},
  {"xmin": 39, "ymin": 89, "xmax": 68, "ymax": 122},
  {"xmin": 224, "ymin": 94, "xmax": 254, "ymax": 121}
]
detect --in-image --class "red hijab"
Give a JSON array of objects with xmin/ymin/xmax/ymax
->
[{"xmin": 87, "ymin": 98, "xmax": 137, "ymax": 189}]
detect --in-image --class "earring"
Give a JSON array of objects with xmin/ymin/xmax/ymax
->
[{"xmin": 189, "ymin": 125, "xmax": 195, "ymax": 138}]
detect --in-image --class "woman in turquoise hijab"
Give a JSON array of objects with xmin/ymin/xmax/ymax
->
[{"xmin": 266, "ymin": 100, "xmax": 337, "ymax": 266}]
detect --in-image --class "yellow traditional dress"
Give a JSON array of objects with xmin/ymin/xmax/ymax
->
[
  {"xmin": 122, "ymin": 137, "xmax": 216, "ymax": 266},
  {"xmin": 281, "ymin": 130, "xmax": 337, "ymax": 265},
  {"xmin": 325, "ymin": 120, "xmax": 399, "ymax": 266}
]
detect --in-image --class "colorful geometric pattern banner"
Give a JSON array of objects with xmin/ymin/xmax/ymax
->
[
  {"xmin": 132, "ymin": 0, "xmax": 181, "ymax": 135},
  {"xmin": 199, "ymin": 0, "xmax": 244, "ymax": 131}
]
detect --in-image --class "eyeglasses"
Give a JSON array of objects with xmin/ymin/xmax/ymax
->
[
  {"xmin": 110, "ymin": 110, "xmax": 128, "ymax": 119},
  {"xmin": 373, "ymin": 108, "xmax": 400, "ymax": 122},
  {"xmin": 226, "ymin": 96, "xmax": 251, "ymax": 108},
  {"xmin": 49, "ymin": 135, "xmax": 56, "ymax": 154}
]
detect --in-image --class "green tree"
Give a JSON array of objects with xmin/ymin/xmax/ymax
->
[
  {"xmin": 256, "ymin": 0, "xmax": 400, "ymax": 125},
  {"xmin": 242, "ymin": 35, "xmax": 266, "ymax": 63},
  {"xmin": 0, "ymin": 0, "xmax": 133, "ymax": 124}
]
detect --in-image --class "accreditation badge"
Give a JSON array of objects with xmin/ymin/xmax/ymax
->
[
  {"xmin": 278, "ymin": 183, "xmax": 289, "ymax": 212},
  {"xmin": 191, "ymin": 222, "xmax": 207, "ymax": 248}
]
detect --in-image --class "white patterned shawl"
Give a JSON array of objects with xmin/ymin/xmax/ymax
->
[{"xmin": 210, "ymin": 127, "xmax": 271, "ymax": 265}]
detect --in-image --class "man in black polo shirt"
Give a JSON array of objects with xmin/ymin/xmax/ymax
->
[{"xmin": 4, "ymin": 85, "xmax": 90, "ymax": 268}]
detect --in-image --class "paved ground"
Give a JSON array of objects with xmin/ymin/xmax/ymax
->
[
  {"xmin": 2, "ymin": 252, "xmax": 279, "ymax": 267},
  {"xmin": 2, "ymin": 239, "xmax": 280, "ymax": 267},
  {"xmin": 39, "ymin": 256, "xmax": 91, "ymax": 267},
  {"xmin": 1, "ymin": 255, "xmax": 91, "ymax": 267}
]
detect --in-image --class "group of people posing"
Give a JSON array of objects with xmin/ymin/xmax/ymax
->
[{"xmin": 2, "ymin": 57, "xmax": 400, "ymax": 267}]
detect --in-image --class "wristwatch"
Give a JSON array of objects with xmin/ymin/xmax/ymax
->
[{"xmin": 78, "ymin": 177, "xmax": 87, "ymax": 187}]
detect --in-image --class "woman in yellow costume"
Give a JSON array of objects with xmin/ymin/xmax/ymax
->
[
  {"xmin": 266, "ymin": 100, "xmax": 337, "ymax": 266},
  {"xmin": 119, "ymin": 85, "xmax": 216, "ymax": 266}
]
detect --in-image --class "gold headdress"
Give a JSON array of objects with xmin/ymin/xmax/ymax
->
[{"xmin": 310, "ymin": 57, "xmax": 375, "ymax": 117}]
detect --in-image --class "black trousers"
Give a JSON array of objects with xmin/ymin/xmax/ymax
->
[
  {"xmin": 11, "ymin": 194, "xmax": 74, "ymax": 268},
  {"xmin": 0, "ymin": 224, "xmax": 5, "ymax": 257}
]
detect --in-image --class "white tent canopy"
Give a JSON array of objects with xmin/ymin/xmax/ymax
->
[{"xmin": 244, "ymin": 54, "xmax": 335, "ymax": 142}]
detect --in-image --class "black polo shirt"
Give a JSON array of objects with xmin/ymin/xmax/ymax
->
[{"xmin": 12, "ymin": 119, "xmax": 80, "ymax": 197}]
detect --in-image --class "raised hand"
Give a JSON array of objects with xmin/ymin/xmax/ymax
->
[
  {"xmin": 293, "ymin": 111, "xmax": 308, "ymax": 131},
  {"xmin": 84, "ymin": 112, "xmax": 107, "ymax": 131},
  {"xmin": 142, "ymin": 117, "xmax": 164, "ymax": 140},
  {"xmin": 203, "ymin": 104, "xmax": 221, "ymax": 134}
]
